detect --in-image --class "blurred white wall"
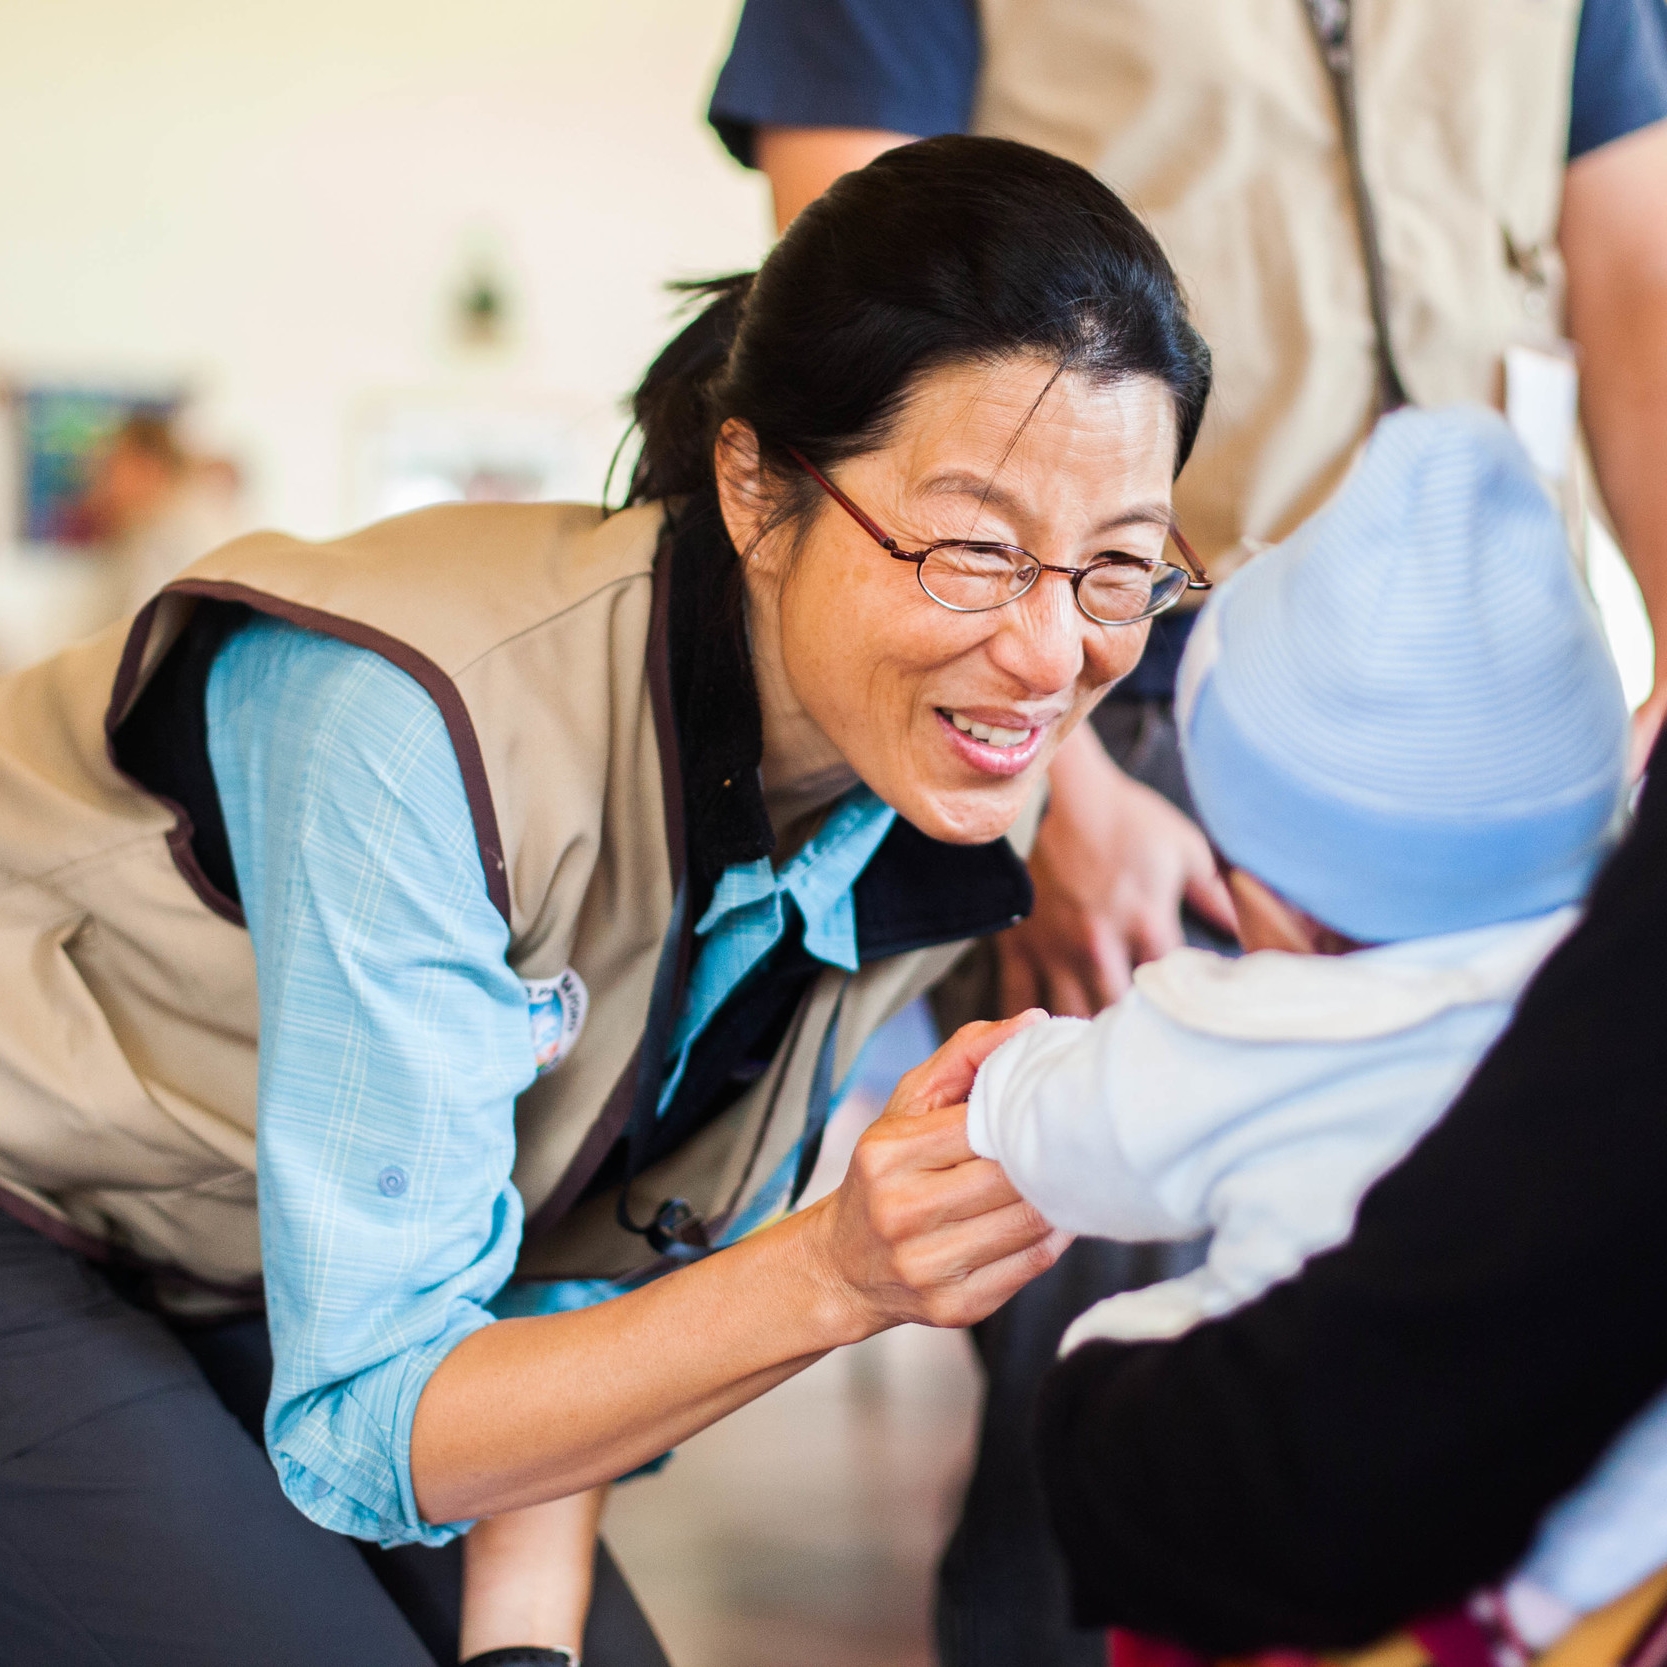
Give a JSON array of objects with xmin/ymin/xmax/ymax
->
[{"xmin": 0, "ymin": 0, "xmax": 768, "ymax": 660}]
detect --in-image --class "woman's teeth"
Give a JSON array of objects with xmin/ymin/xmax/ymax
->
[{"xmin": 947, "ymin": 711, "xmax": 1032, "ymax": 748}]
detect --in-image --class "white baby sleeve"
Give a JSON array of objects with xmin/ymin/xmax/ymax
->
[{"xmin": 966, "ymin": 1011, "xmax": 1195, "ymax": 1240}]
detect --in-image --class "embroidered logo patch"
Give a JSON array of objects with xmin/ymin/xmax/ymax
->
[{"xmin": 523, "ymin": 967, "xmax": 589, "ymax": 1076}]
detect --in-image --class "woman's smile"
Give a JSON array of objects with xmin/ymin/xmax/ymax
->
[{"xmin": 936, "ymin": 706, "xmax": 1055, "ymax": 776}]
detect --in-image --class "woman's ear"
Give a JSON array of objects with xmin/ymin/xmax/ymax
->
[{"xmin": 713, "ymin": 418, "xmax": 780, "ymax": 577}]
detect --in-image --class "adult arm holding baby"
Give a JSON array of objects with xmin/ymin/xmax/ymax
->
[{"xmin": 1032, "ymin": 732, "xmax": 1667, "ymax": 1651}]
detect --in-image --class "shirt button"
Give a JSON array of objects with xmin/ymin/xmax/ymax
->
[
  {"xmin": 310, "ymin": 1476, "xmax": 331, "ymax": 1500},
  {"xmin": 377, "ymin": 1165, "xmax": 409, "ymax": 1197}
]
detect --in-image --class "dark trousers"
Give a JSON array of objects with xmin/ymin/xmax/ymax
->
[
  {"xmin": 0, "ymin": 1209, "xmax": 670, "ymax": 1667},
  {"xmin": 935, "ymin": 699, "xmax": 1224, "ymax": 1667}
]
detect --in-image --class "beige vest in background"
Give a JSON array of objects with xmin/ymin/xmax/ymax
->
[
  {"xmin": 0, "ymin": 502, "xmax": 994, "ymax": 1292},
  {"xmin": 977, "ymin": 0, "xmax": 1580, "ymax": 576}
]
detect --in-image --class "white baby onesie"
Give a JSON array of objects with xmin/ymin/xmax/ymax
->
[{"xmin": 968, "ymin": 908, "xmax": 1575, "ymax": 1350}]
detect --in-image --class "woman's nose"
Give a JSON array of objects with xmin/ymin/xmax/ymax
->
[{"xmin": 984, "ymin": 576, "xmax": 1096, "ymax": 694}]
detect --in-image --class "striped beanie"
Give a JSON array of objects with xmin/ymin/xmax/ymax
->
[{"xmin": 1176, "ymin": 405, "xmax": 1628, "ymax": 943}]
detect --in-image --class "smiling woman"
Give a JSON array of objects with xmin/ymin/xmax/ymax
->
[
  {"xmin": 628, "ymin": 136, "xmax": 1210, "ymax": 855},
  {"xmin": 731, "ymin": 364, "xmax": 1179, "ymax": 827},
  {"xmin": 0, "ymin": 134, "xmax": 1209, "ymax": 1667}
]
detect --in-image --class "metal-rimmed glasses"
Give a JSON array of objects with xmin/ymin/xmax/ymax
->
[{"xmin": 787, "ymin": 447, "xmax": 1210, "ymax": 625}]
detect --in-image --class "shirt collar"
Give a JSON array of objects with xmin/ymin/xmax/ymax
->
[{"xmin": 696, "ymin": 787, "xmax": 898, "ymax": 973}]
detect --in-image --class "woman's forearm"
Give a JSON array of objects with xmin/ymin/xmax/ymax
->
[
  {"xmin": 412, "ymin": 1020, "xmax": 1067, "ymax": 1524},
  {"xmin": 413, "ymin": 1021, "xmax": 1063, "ymax": 1523},
  {"xmin": 412, "ymin": 1203, "xmax": 853, "ymax": 1522}
]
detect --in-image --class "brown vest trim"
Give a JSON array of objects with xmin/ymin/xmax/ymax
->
[
  {"xmin": 645, "ymin": 529, "xmax": 687, "ymax": 894},
  {"xmin": 518, "ymin": 532, "xmax": 688, "ymax": 1247},
  {"xmin": 108, "ymin": 578, "xmax": 513, "ymax": 927}
]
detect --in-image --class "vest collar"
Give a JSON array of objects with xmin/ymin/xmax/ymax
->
[{"xmin": 662, "ymin": 502, "xmax": 1034, "ymax": 960}]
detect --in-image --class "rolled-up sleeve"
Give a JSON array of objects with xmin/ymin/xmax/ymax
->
[{"xmin": 207, "ymin": 618, "xmax": 535, "ymax": 1547}]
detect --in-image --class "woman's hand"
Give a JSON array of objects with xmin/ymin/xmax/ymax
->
[
  {"xmin": 805, "ymin": 1014, "xmax": 1071, "ymax": 1335},
  {"xmin": 411, "ymin": 1018, "xmax": 1067, "ymax": 1524},
  {"xmin": 999, "ymin": 724, "xmax": 1237, "ymax": 1016}
]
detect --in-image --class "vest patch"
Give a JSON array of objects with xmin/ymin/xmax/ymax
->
[{"xmin": 524, "ymin": 968, "xmax": 589, "ymax": 1075}]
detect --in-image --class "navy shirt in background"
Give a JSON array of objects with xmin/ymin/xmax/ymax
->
[
  {"xmin": 711, "ymin": 0, "xmax": 1667, "ymax": 167},
  {"xmin": 711, "ymin": 0, "xmax": 978, "ymax": 165}
]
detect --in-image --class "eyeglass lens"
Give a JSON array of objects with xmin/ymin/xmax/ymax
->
[{"xmin": 917, "ymin": 545, "xmax": 1189, "ymax": 623}]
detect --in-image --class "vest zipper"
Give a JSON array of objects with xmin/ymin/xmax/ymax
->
[{"xmin": 1301, "ymin": 0, "xmax": 1412, "ymax": 415}]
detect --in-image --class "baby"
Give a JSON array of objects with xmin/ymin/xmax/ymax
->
[{"xmin": 968, "ymin": 405, "xmax": 1665, "ymax": 1642}]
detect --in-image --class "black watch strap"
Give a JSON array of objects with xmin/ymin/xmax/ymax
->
[{"xmin": 459, "ymin": 1650, "xmax": 577, "ymax": 1667}]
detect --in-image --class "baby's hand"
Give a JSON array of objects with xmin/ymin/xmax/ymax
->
[{"xmin": 808, "ymin": 1009, "xmax": 1067, "ymax": 1336}]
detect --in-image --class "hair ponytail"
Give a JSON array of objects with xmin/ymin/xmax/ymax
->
[{"xmin": 627, "ymin": 273, "xmax": 754, "ymax": 505}]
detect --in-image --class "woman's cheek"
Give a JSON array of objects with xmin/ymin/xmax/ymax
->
[{"xmin": 1087, "ymin": 622, "xmax": 1149, "ymax": 690}]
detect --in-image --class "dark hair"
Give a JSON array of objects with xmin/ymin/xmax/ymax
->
[{"xmin": 626, "ymin": 135, "xmax": 1210, "ymax": 531}]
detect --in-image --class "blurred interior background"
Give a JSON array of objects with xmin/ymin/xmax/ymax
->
[
  {"xmin": 0, "ymin": 7, "xmax": 1654, "ymax": 1663},
  {"xmin": 0, "ymin": 0, "xmax": 769, "ymax": 665}
]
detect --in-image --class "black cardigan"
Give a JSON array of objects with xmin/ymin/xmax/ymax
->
[{"xmin": 1036, "ymin": 735, "xmax": 1667, "ymax": 1653}]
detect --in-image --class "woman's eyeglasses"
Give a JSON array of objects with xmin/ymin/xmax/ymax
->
[{"xmin": 787, "ymin": 447, "xmax": 1210, "ymax": 626}]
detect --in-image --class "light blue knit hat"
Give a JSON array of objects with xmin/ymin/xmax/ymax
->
[{"xmin": 1176, "ymin": 405, "xmax": 1628, "ymax": 943}]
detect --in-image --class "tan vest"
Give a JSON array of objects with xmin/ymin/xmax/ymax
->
[
  {"xmin": 0, "ymin": 501, "xmax": 1020, "ymax": 1292},
  {"xmin": 976, "ymin": 0, "xmax": 1580, "ymax": 576}
]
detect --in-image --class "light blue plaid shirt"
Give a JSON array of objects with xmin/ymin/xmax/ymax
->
[{"xmin": 206, "ymin": 617, "xmax": 892, "ymax": 1546}]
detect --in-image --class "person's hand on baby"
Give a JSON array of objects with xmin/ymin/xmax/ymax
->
[{"xmin": 811, "ymin": 1011, "xmax": 1071, "ymax": 1335}]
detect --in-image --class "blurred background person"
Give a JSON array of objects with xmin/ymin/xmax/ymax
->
[
  {"xmin": 707, "ymin": 3, "xmax": 1667, "ymax": 1663},
  {"xmin": 73, "ymin": 411, "xmax": 244, "ymax": 612}
]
